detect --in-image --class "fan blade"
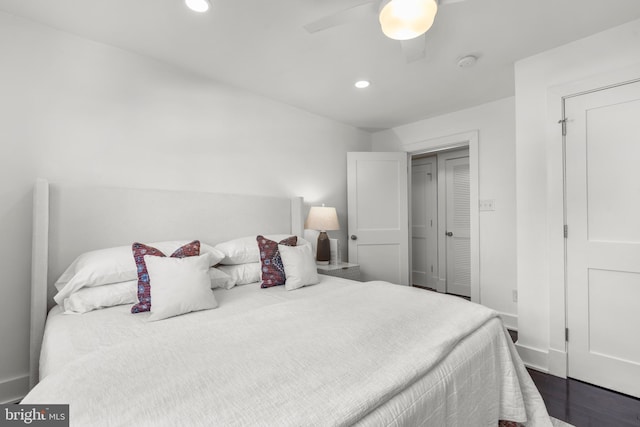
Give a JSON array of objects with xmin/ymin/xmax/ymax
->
[
  {"xmin": 439, "ymin": 0, "xmax": 466, "ymax": 5},
  {"xmin": 304, "ymin": 1, "xmax": 377, "ymax": 34},
  {"xmin": 401, "ymin": 36, "xmax": 427, "ymax": 63}
]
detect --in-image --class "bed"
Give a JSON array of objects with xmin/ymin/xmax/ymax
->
[{"xmin": 22, "ymin": 180, "xmax": 552, "ymax": 426}]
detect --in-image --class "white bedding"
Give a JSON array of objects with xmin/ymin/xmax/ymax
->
[
  {"xmin": 27, "ymin": 277, "xmax": 551, "ymax": 426},
  {"xmin": 39, "ymin": 276, "xmax": 353, "ymax": 379}
]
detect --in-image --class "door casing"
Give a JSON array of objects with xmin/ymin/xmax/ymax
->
[
  {"xmin": 406, "ymin": 131, "xmax": 480, "ymax": 303},
  {"xmin": 529, "ymin": 64, "xmax": 640, "ymax": 378},
  {"xmin": 562, "ymin": 79, "xmax": 640, "ymax": 397}
]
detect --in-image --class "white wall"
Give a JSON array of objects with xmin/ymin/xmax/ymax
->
[
  {"xmin": 372, "ymin": 97, "xmax": 518, "ymax": 327},
  {"xmin": 0, "ymin": 12, "xmax": 371, "ymax": 402},
  {"xmin": 515, "ymin": 18, "xmax": 640, "ymax": 374}
]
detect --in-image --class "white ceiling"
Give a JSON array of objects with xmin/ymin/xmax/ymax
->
[{"xmin": 2, "ymin": 0, "xmax": 640, "ymax": 131}]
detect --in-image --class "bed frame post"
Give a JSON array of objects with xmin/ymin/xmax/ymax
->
[
  {"xmin": 30, "ymin": 179, "xmax": 49, "ymax": 389},
  {"xmin": 291, "ymin": 197, "xmax": 304, "ymax": 237}
]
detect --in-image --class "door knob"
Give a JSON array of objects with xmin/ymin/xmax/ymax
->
[
  {"xmin": 445, "ymin": 231, "xmax": 453, "ymax": 237},
  {"xmin": 350, "ymin": 235, "xmax": 358, "ymax": 240}
]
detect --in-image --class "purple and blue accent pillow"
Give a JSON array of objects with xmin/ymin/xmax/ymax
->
[
  {"xmin": 257, "ymin": 235, "xmax": 297, "ymax": 288},
  {"xmin": 131, "ymin": 240, "xmax": 200, "ymax": 313}
]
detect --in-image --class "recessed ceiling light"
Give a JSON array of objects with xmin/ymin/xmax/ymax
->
[
  {"xmin": 355, "ymin": 80, "xmax": 371, "ymax": 89},
  {"xmin": 185, "ymin": 0, "xmax": 210, "ymax": 13}
]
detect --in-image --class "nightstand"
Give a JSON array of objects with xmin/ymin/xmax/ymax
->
[{"xmin": 317, "ymin": 262, "xmax": 361, "ymax": 281}]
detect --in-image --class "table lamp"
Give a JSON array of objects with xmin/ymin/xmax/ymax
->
[{"xmin": 305, "ymin": 205, "xmax": 340, "ymax": 265}]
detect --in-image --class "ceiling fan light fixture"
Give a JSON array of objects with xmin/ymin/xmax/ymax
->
[
  {"xmin": 185, "ymin": 0, "xmax": 210, "ymax": 13},
  {"xmin": 379, "ymin": 0, "xmax": 438, "ymax": 41}
]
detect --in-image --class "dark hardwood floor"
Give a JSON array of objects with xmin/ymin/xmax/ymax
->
[
  {"xmin": 504, "ymin": 326, "xmax": 640, "ymax": 427},
  {"xmin": 506, "ymin": 330, "xmax": 640, "ymax": 427},
  {"xmin": 412, "ymin": 286, "xmax": 640, "ymax": 426},
  {"xmin": 507, "ymin": 319, "xmax": 640, "ymax": 426},
  {"xmin": 528, "ymin": 368, "xmax": 640, "ymax": 427}
]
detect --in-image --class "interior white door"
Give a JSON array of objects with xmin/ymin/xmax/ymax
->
[
  {"xmin": 347, "ymin": 152, "xmax": 409, "ymax": 285},
  {"xmin": 411, "ymin": 157, "xmax": 437, "ymax": 288},
  {"xmin": 443, "ymin": 156, "xmax": 471, "ymax": 297},
  {"xmin": 565, "ymin": 79, "xmax": 640, "ymax": 398}
]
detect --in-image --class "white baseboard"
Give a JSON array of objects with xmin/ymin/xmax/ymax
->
[
  {"xmin": 0, "ymin": 375, "xmax": 29, "ymax": 404},
  {"xmin": 548, "ymin": 348, "xmax": 567, "ymax": 378},
  {"xmin": 498, "ymin": 312, "xmax": 517, "ymax": 331},
  {"xmin": 515, "ymin": 342, "xmax": 549, "ymax": 373}
]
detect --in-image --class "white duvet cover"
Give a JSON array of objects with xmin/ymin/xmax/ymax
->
[{"xmin": 25, "ymin": 277, "xmax": 551, "ymax": 426}]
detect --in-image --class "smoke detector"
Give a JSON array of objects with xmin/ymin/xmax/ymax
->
[{"xmin": 457, "ymin": 55, "xmax": 477, "ymax": 68}]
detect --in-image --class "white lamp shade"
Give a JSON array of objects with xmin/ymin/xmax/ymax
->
[
  {"xmin": 379, "ymin": 0, "xmax": 438, "ymax": 41},
  {"xmin": 305, "ymin": 207, "xmax": 340, "ymax": 231}
]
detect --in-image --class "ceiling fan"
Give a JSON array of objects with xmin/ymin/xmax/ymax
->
[{"xmin": 304, "ymin": 0, "xmax": 466, "ymax": 63}]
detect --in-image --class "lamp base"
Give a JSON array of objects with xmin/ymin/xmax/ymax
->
[{"xmin": 316, "ymin": 231, "xmax": 331, "ymax": 264}]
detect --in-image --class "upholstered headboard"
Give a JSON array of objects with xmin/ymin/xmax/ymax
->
[{"xmin": 29, "ymin": 179, "xmax": 304, "ymax": 387}]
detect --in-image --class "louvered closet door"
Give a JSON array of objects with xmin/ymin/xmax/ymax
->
[{"xmin": 445, "ymin": 157, "xmax": 471, "ymax": 297}]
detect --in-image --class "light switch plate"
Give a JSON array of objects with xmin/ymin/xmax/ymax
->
[{"xmin": 479, "ymin": 199, "xmax": 496, "ymax": 211}]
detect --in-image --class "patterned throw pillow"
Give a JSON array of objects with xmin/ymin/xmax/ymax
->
[
  {"xmin": 131, "ymin": 240, "xmax": 200, "ymax": 313},
  {"xmin": 257, "ymin": 235, "xmax": 297, "ymax": 288}
]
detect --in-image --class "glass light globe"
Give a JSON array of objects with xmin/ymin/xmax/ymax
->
[
  {"xmin": 379, "ymin": 0, "xmax": 438, "ymax": 41},
  {"xmin": 185, "ymin": 0, "xmax": 210, "ymax": 13}
]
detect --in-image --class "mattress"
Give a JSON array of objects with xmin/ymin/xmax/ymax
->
[
  {"xmin": 39, "ymin": 277, "xmax": 350, "ymax": 379},
  {"xmin": 28, "ymin": 276, "xmax": 551, "ymax": 426}
]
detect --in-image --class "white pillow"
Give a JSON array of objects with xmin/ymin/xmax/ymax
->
[
  {"xmin": 145, "ymin": 254, "xmax": 218, "ymax": 321},
  {"xmin": 63, "ymin": 280, "xmax": 138, "ymax": 314},
  {"xmin": 278, "ymin": 244, "xmax": 319, "ymax": 291},
  {"xmin": 61, "ymin": 270, "xmax": 229, "ymax": 314},
  {"xmin": 208, "ymin": 267, "xmax": 235, "ymax": 289},
  {"xmin": 215, "ymin": 235, "xmax": 310, "ymax": 265},
  {"xmin": 54, "ymin": 241, "xmax": 224, "ymax": 305},
  {"xmin": 217, "ymin": 263, "xmax": 261, "ymax": 288}
]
